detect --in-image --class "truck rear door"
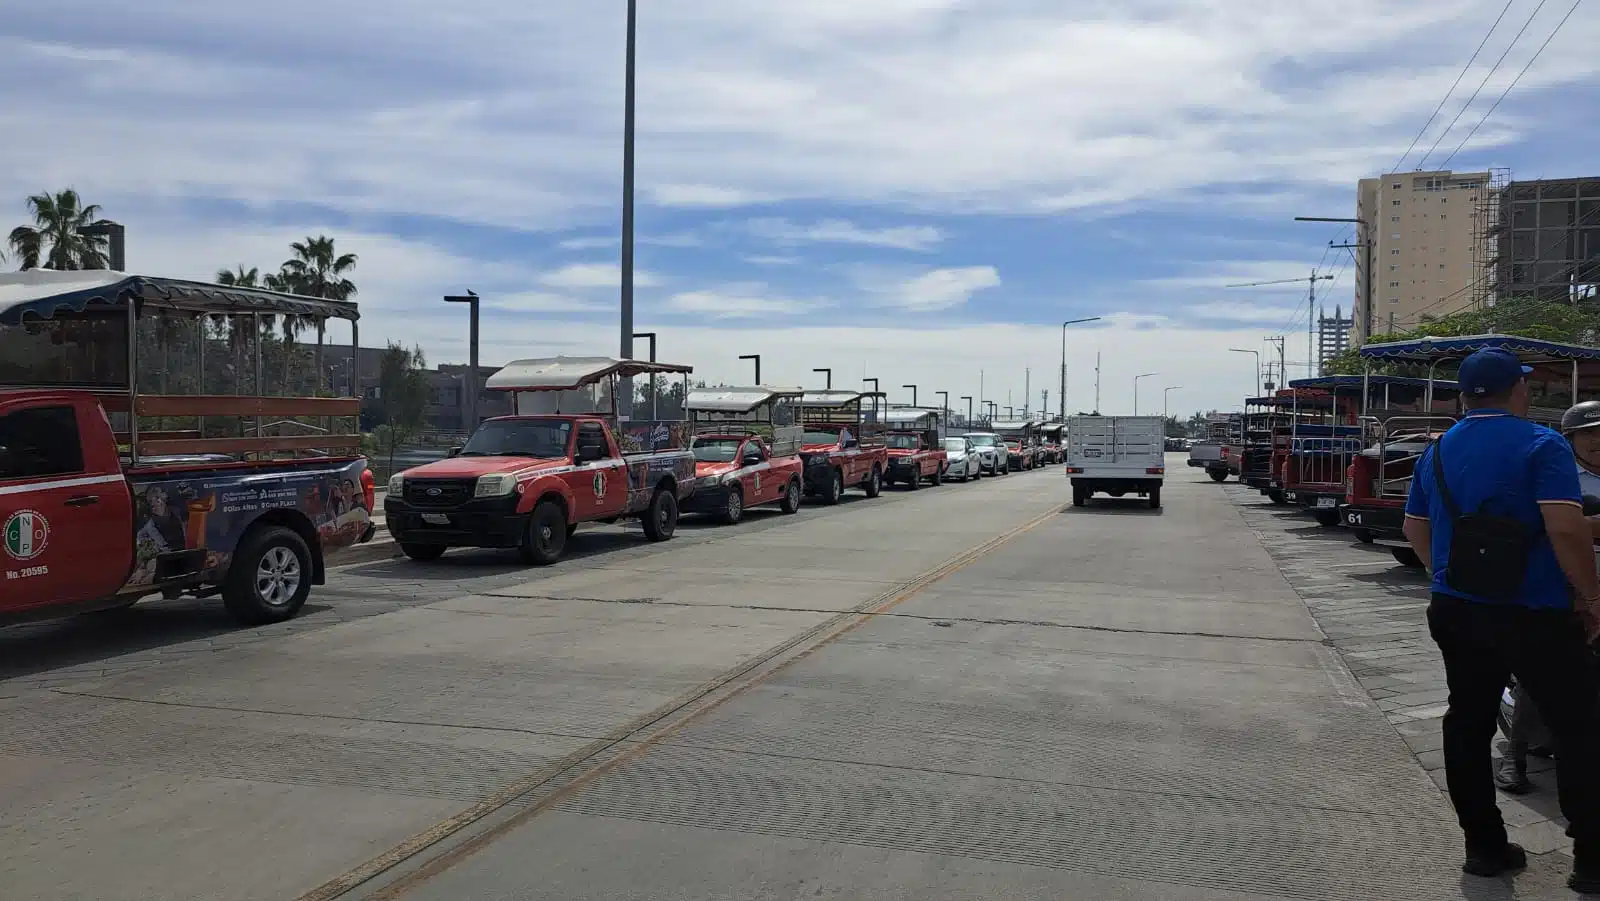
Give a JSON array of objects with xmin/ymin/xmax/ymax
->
[{"xmin": 0, "ymin": 397, "xmax": 133, "ymax": 612}]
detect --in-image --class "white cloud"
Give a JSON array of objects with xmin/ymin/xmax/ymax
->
[
  {"xmin": 744, "ymin": 255, "xmax": 801, "ymax": 266},
  {"xmin": 539, "ymin": 263, "xmax": 662, "ymax": 289},
  {"xmin": 747, "ymin": 218, "xmax": 944, "ymax": 251},
  {"xmin": 665, "ymin": 284, "xmax": 825, "ymax": 318},
  {"xmin": 651, "ymin": 184, "xmax": 766, "ymax": 207},
  {"xmin": 557, "ymin": 236, "xmax": 616, "ymax": 250},
  {"xmin": 847, "ymin": 264, "xmax": 1002, "ymax": 311}
]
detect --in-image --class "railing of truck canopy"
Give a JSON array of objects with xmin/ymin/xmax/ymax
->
[
  {"xmin": 687, "ymin": 388, "xmax": 804, "ymax": 456},
  {"xmin": 0, "ymin": 272, "xmax": 366, "ymax": 464},
  {"xmin": 797, "ymin": 391, "xmax": 888, "ymax": 443},
  {"xmin": 1363, "ymin": 415, "xmax": 1457, "ymax": 499}
]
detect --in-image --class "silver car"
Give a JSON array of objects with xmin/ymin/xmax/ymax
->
[
  {"xmin": 942, "ymin": 437, "xmax": 981, "ymax": 481},
  {"xmin": 961, "ymin": 432, "xmax": 1008, "ymax": 476}
]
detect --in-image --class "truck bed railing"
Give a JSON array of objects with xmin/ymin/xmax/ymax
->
[
  {"xmin": 1363, "ymin": 415, "xmax": 1456, "ymax": 499},
  {"xmin": 97, "ymin": 393, "xmax": 363, "ymax": 462}
]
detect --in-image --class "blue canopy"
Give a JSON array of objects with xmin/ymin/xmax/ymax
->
[
  {"xmin": 0, "ymin": 271, "xmax": 360, "ymax": 326},
  {"xmin": 1288, "ymin": 375, "xmax": 1460, "ymax": 393},
  {"xmin": 1358, "ymin": 334, "xmax": 1600, "ymax": 362}
]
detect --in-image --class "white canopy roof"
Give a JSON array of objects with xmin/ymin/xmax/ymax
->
[
  {"xmin": 685, "ymin": 385, "xmax": 804, "ymax": 413},
  {"xmin": 882, "ymin": 407, "xmax": 941, "ymax": 426},
  {"xmin": 798, "ymin": 389, "xmax": 875, "ymax": 407},
  {"xmin": 486, "ymin": 356, "xmax": 691, "ymax": 391}
]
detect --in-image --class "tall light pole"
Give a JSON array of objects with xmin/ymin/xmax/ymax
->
[
  {"xmin": 739, "ymin": 354, "xmax": 761, "ymax": 385},
  {"xmin": 935, "ymin": 390, "xmax": 949, "ymax": 425},
  {"xmin": 863, "ymin": 377, "xmax": 879, "ymax": 395},
  {"xmin": 633, "ymin": 331, "xmax": 657, "ymax": 420},
  {"xmin": 1133, "ymin": 372, "xmax": 1158, "ymax": 415},
  {"xmin": 78, "ymin": 221, "xmax": 126, "ymax": 271},
  {"xmin": 1230, "ymin": 349, "xmax": 1261, "ymax": 396},
  {"xmin": 1296, "ymin": 215, "xmax": 1372, "ymax": 344},
  {"xmin": 813, "ymin": 368, "xmax": 832, "ymax": 389},
  {"xmin": 1004, "ymin": 405, "xmax": 1014, "ymax": 419},
  {"xmin": 1163, "ymin": 385, "xmax": 1183, "ymax": 423},
  {"xmin": 984, "ymin": 400, "xmax": 997, "ymax": 421},
  {"xmin": 444, "ymin": 291, "xmax": 480, "ymax": 430},
  {"xmin": 619, "ymin": 0, "xmax": 638, "ymax": 416},
  {"xmin": 961, "ymin": 395, "xmax": 973, "ymax": 424},
  {"xmin": 903, "ymin": 384, "xmax": 918, "ymax": 407}
]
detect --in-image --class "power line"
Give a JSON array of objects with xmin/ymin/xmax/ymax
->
[
  {"xmin": 1438, "ymin": 0, "xmax": 1584, "ymax": 169},
  {"xmin": 1390, "ymin": 0, "xmax": 1518, "ymax": 172},
  {"xmin": 1416, "ymin": 0, "xmax": 1551, "ymax": 170}
]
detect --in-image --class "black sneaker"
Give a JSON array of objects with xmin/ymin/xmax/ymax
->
[
  {"xmin": 1463, "ymin": 842, "xmax": 1527, "ymax": 877},
  {"xmin": 1494, "ymin": 756, "xmax": 1532, "ymax": 794}
]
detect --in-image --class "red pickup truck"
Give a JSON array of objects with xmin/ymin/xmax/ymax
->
[
  {"xmin": 884, "ymin": 431, "xmax": 948, "ymax": 488},
  {"xmin": 683, "ymin": 386, "xmax": 806, "ymax": 524},
  {"xmin": 0, "ymin": 272, "xmax": 376, "ymax": 627},
  {"xmin": 797, "ymin": 390, "xmax": 889, "ymax": 504},
  {"xmin": 385, "ymin": 357, "xmax": 697, "ymax": 564}
]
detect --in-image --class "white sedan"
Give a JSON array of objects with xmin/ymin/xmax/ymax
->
[{"xmin": 942, "ymin": 437, "xmax": 982, "ymax": 482}]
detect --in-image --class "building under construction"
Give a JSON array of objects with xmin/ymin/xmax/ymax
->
[
  {"xmin": 1480, "ymin": 173, "xmax": 1600, "ymax": 306},
  {"xmin": 1318, "ymin": 306, "xmax": 1353, "ymax": 370}
]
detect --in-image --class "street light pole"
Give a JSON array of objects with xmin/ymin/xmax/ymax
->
[
  {"xmin": 863, "ymin": 377, "xmax": 879, "ymax": 395},
  {"xmin": 739, "ymin": 354, "xmax": 761, "ymax": 385},
  {"xmin": 633, "ymin": 331, "xmax": 657, "ymax": 420},
  {"xmin": 444, "ymin": 291, "xmax": 480, "ymax": 430},
  {"xmin": 814, "ymin": 368, "xmax": 832, "ymax": 389},
  {"xmin": 961, "ymin": 396, "xmax": 973, "ymax": 424},
  {"xmin": 1229, "ymin": 349, "xmax": 1261, "ymax": 396},
  {"xmin": 1133, "ymin": 372, "xmax": 1158, "ymax": 415},
  {"xmin": 1060, "ymin": 317, "xmax": 1101, "ymax": 422},
  {"xmin": 903, "ymin": 384, "xmax": 918, "ymax": 407},
  {"xmin": 619, "ymin": 0, "xmax": 638, "ymax": 416},
  {"xmin": 1163, "ymin": 385, "xmax": 1184, "ymax": 423},
  {"xmin": 78, "ymin": 221, "xmax": 126, "ymax": 271},
  {"xmin": 935, "ymin": 390, "xmax": 949, "ymax": 425},
  {"xmin": 984, "ymin": 400, "xmax": 997, "ymax": 422},
  {"xmin": 1296, "ymin": 215, "xmax": 1373, "ymax": 344}
]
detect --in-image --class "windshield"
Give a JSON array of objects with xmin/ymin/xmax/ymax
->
[
  {"xmin": 459, "ymin": 419, "xmax": 571, "ymax": 458},
  {"xmin": 943, "ymin": 439, "xmax": 967, "ymax": 452},
  {"xmin": 966, "ymin": 434, "xmax": 997, "ymax": 447},
  {"xmin": 692, "ymin": 437, "xmax": 742, "ymax": 463},
  {"xmin": 886, "ymin": 434, "xmax": 920, "ymax": 450},
  {"xmin": 803, "ymin": 430, "xmax": 841, "ymax": 445}
]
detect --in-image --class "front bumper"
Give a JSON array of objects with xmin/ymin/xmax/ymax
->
[
  {"xmin": 384, "ymin": 496, "xmax": 528, "ymax": 548},
  {"xmin": 682, "ymin": 481, "xmax": 733, "ymax": 513}
]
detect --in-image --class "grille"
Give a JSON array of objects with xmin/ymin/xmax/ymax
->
[{"xmin": 405, "ymin": 478, "xmax": 476, "ymax": 507}]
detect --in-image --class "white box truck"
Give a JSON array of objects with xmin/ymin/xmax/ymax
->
[{"xmin": 1065, "ymin": 415, "xmax": 1166, "ymax": 509}]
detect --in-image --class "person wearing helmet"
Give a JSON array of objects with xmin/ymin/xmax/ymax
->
[{"xmin": 1563, "ymin": 400, "xmax": 1600, "ymax": 516}]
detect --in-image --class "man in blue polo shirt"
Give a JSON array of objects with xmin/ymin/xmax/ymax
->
[{"xmin": 1403, "ymin": 347, "xmax": 1600, "ymax": 892}]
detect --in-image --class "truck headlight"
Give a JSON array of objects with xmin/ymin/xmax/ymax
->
[
  {"xmin": 475, "ymin": 474, "xmax": 518, "ymax": 498},
  {"xmin": 388, "ymin": 474, "xmax": 405, "ymax": 494}
]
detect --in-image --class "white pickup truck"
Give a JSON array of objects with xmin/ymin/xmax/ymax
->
[{"xmin": 1065, "ymin": 415, "xmax": 1166, "ymax": 509}]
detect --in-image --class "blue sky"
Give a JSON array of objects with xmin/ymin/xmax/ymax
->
[{"xmin": 2, "ymin": 0, "xmax": 1597, "ymax": 415}]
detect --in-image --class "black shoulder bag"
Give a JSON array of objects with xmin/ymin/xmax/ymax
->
[{"xmin": 1432, "ymin": 438, "xmax": 1540, "ymax": 602}]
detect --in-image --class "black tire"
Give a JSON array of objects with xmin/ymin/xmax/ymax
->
[
  {"xmin": 1072, "ymin": 485, "xmax": 1087, "ymax": 507},
  {"xmin": 780, "ymin": 478, "xmax": 802, "ymax": 514},
  {"xmin": 721, "ymin": 485, "xmax": 745, "ymax": 525},
  {"xmin": 864, "ymin": 466, "xmax": 883, "ymax": 498},
  {"xmin": 1353, "ymin": 528, "xmax": 1375, "ymax": 545},
  {"xmin": 519, "ymin": 501, "xmax": 568, "ymax": 565},
  {"xmin": 1209, "ymin": 470, "xmax": 1228, "ymax": 483},
  {"xmin": 567, "ymin": 523, "xmax": 579, "ymax": 538},
  {"xmin": 906, "ymin": 467, "xmax": 921, "ymax": 490},
  {"xmin": 1313, "ymin": 508, "xmax": 1340, "ymax": 528},
  {"xmin": 822, "ymin": 469, "xmax": 844, "ymax": 505},
  {"xmin": 642, "ymin": 489, "xmax": 679, "ymax": 541},
  {"xmin": 1267, "ymin": 489, "xmax": 1287, "ymax": 505},
  {"xmin": 1148, "ymin": 487, "xmax": 1161, "ymax": 510},
  {"xmin": 223, "ymin": 525, "xmax": 313, "ymax": 626},
  {"xmin": 1391, "ymin": 546, "xmax": 1425, "ymax": 569},
  {"xmin": 401, "ymin": 542, "xmax": 446, "ymax": 561},
  {"xmin": 932, "ymin": 465, "xmax": 944, "ymax": 486}
]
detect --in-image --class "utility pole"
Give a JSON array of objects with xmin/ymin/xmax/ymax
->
[
  {"xmin": 1264, "ymin": 336, "xmax": 1286, "ymax": 390},
  {"xmin": 1040, "ymin": 389, "xmax": 1048, "ymax": 420},
  {"xmin": 1023, "ymin": 368, "xmax": 1030, "ymax": 418},
  {"xmin": 1306, "ymin": 271, "xmax": 1332, "ymax": 379},
  {"xmin": 1093, "ymin": 352, "xmax": 1101, "ymax": 415},
  {"xmin": 618, "ymin": 0, "xmax": 639, "ymax": 417}
]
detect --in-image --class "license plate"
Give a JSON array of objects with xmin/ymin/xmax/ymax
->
[
  {"xmin": 1316, "ymin": 498, "xmax": 1336, "ymax": 509},
  {"xmin": 421, "ymin": 513, "xmax": 451, "ymax": 525}
]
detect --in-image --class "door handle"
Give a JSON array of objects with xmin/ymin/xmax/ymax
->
[{"xmin": 64, "ymin": 495, "xmax": 99, "ymax": 507}]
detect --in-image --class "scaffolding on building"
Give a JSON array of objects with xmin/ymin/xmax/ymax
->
[
  {"xmin": 1471, "ymin": 167, "xmax": 1511, "ymax": 312},
  {"xmin": 1488, "ymin": 174, "xmax": 1600, "ymax": 306},
  {"xmin": 1317, "ymin": 305, "xmax": 1353, "ymax": 372}
]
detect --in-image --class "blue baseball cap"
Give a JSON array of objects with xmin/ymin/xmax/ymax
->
[{"xmin": 1458, "ymin": 347, "xmax": 1533, "ymax": 397}]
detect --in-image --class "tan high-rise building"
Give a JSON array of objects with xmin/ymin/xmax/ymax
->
[{"xmin": 1355, "ymin": 169, "xmax": 1489, "ymax": 341}]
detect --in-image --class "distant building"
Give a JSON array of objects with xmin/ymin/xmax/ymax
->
[
  {"xmin": 1355, "ymin": 169, "xmax": 1490, "ymax": 340},
  {"xmin": 324, "ymin": 347, "xmax": 507, "ymax": 433},
  {"xmin": 1319, "ymin": 305, "xmax": 1353, "ymax": 366},
  {"xmin": 1488, "ymin": 176, "xmax": 1600, "ymax": 304}
]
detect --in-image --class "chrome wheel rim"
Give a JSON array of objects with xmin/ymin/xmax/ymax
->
[
  {"xmin": 255, "ymin": 546, "xmax": 302, "ymax": 607},
  {"xmin": 728, "ymin": 491, "xmax": 742, "ymax": 519}
]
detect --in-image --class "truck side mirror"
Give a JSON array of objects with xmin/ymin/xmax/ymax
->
[{"xmin": 447, "ymin": 445, "xmax": 463, "ymax": 458}]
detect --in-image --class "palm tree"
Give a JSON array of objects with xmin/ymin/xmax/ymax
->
[
  {"xmin": 215, "ymin": 265, "xmax": 260, "ymax": 287},
  {"xmin": 7, "ymin": 189, "xmax": 113, "ymax": 270},
  {"xmin": 276, "ymin": 236, "xmax": 358, "ymax": 395}
]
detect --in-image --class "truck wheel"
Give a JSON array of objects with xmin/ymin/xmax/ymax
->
[
  {"xmin": 1148, "ymin": 487, "xmax": 1162, "ymax": 510},
  {"xmin": 822, "ymin": 470, "xmax": 844, "ymax": 505},
  {"xmin": 1267, "ymin": 489, "xmax": 1287, "ymax": 505},
  {"xmin": 905, "ymin": 467, "xmax": 921, "ymax": 490},
  {"xmin": 642, "ymin": 488, "xmax": 679, "ymax": 541},
  {"xmin": 1209, "ymin": 470, "xmax": 1228, "ymax": 483},
  {"xmin": 1072, "ymin": 485, "xmax": 1087, "ymax": 507},
  {"xmin": 401, "ymin": 543, "xmax": 446, "ymax": 561},
  {"xmin": 567, "ymin": 523, "xmax": 579, "ymax": 538},
  {"xmin": 721, "ymin": 485, "xmax": 745, "ymax": 525},
  {"xmin": 223, "ymin": 526, "xmax": 312, "ymax": 626},
  {"xmin": 932, "ymin": 466, "xmax": 944, "ymax": 486},
  {"xmin": 519, "ymin": 501, "xmax": 568, "ymax": 565},
  {"xmin": 1353, "ymin": 528, "xmax": 1374, "ymax": 544},
  {"xmin": 1391, "ymin": 546, "xmax": 1425, "ymax": 569},
  {"xmin": 865, "ymin": 466, "xmax": 883, "ymax": 498},
  {"xmin": 780, "ymin": 478, "xmax": 802, "ymax": 514}
]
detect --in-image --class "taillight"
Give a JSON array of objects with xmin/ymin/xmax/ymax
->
[
  {"xmin": 361, "ymin": 468, "xmax": 376, "ymax": 511},
  {"xmin": 1066, "ymin": 466, "xmax": 1084, "ymax": 474},
  {"xmin": 1146, "ymin": 467, "xmax": 1164, "ymax": 475}
]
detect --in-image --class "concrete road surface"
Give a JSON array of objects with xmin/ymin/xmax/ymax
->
[{"xmin": 0, "ymin": 460, "xmax": 1574, "ymax": 900}]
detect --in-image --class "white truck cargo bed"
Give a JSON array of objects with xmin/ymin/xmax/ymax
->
[{"xmin": 1065, "ymin": 415, "xmax": 1166, "ymax": 509}]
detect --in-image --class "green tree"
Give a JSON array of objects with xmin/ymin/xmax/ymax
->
[
  {"xmin": 274, "ymin": 236, "xmax": 358, "ymax": 395},
  {"xmin": 374, "ymin": 342, "xmax": 430, "ymax": 474},
  {"xmin": 1325, "ymin": 298, "xmax": 1600, "ymax": 377},
  {"xmin": 7, "ymin": 189, "xmax": 112, "ymax": 270},
  {"xmin": 215, "ymin": 265, "xmax": 260, "ymax": 287}
]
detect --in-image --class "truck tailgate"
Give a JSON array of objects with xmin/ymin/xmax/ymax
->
[{"xmin": 1067, "ymin": 416, "xmax": 1165, "ymax": 475}]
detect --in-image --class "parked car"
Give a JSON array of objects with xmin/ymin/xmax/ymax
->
[
  {"xmin": 962, "ymin": 432, "xmax": 1009, "ymax": 475},
  {"xmin": 942, "ymin": 437, "xmax": 980, "ymax": 481}
]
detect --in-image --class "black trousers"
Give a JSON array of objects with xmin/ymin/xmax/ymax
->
[{"xmin": 1428, "ymin": 593, "xmax": 1600, "ymax": 860}]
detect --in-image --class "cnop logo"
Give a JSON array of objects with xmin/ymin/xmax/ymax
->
[
  {"xmin": 3, "ymin": 510, "xmax": 50, "ymax": 561},
  {"xmin": 592, "ymin": 470, "xmax": 607, "ymax": 499}
]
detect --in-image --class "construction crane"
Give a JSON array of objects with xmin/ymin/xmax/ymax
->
[{"xmin": 1225, "ymin": 272, "xmax": 1335, "ymax": 378}]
